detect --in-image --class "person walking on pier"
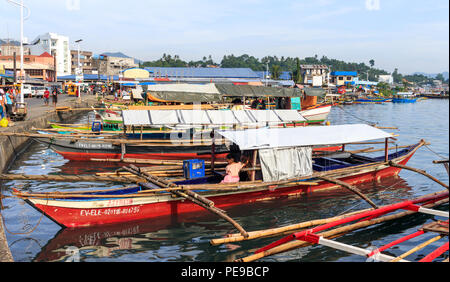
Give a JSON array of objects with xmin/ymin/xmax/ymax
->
[
  {"xmin": 1, "ymin": 88, "xmax": 13, "ymax": 122},
  {"xmin": 0, "ymin": 91, "xmax": 6, "ymax": 122},
  {"xmin": 51, "ymin": 88, "xmax": 58, "ymax": 107},
  {"xmin": 43, "ymin": 88, "xmax": 50, "ymax": 106}
]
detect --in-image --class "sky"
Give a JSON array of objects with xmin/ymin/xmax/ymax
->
[{"xmin": 1, "ymin": 0, "xmax": 449, "ymax": 75}]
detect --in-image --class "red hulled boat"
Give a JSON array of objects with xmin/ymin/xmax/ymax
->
[{"xmin": 14, "ymin": 124, "xmax": 426, "ymax": 228}]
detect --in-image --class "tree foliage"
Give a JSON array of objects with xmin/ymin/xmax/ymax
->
[{"xmin": 140, "ymin": 53, "xmax": 446, "ymax": 85}]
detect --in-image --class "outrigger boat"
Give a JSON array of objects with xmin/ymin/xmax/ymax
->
[
  {"xmin": 13, "ymin": 124, "xmax": 426, "ymax": 228},
  {"xmin": 34, "ymin": 109, "xmax": 323, "ymax": 161},
  {"xmin": 233, "ymin": 190, "xmax": 448, "ymax": 262},
  {"xmin": 354, "ymin": 97, "xmax": 389, "ymax": 104},
  {"xmin": 392, "ymin": 92, "xmax": 418, "ymax": 103},
  {"xmin": 299, "ymin": 104, "xmax": 332, "ymax": 125}
]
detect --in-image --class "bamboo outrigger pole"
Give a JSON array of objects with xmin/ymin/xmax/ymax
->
[
  {"xmin": 236, "ymin": 191, "xmax": 448, "ymax": 262},
  {"xmin": 121, "ymin": 165, "xmax": 249, "ymax": 238},
  {"xmin": 317, "ymin": 176, "xmax": 378, "ymax": 209},
  {"xmin": 388, "ymin": 161, "xmax": 449, "ymax": 189}
]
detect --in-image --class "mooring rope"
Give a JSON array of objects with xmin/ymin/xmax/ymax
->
[
  {"xmin": 336, "ymin": 105, "xmax": 379, "ymax": 126},
  {"xmin": 0, "ymin": 189, "xmax": 46, "ymax": 236},
  {"xmin": 424, "ymin": 144, "xmax": 447, "ymax": 160},
  {"xmin": 336, "ymin": 178, "xmax": 406, "ymax": 216}
]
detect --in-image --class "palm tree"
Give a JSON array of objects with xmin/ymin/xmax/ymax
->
[
  {"xmin": 271, "ymin": 65, "xmax": 281, "ymax": 80},
  {"xmin": 369, "ymin": 59, "xmax": 375, "ymax": 68},
  {"xmin": 294, "ymin": 57, "xmax": 303, "ymax": 84}
]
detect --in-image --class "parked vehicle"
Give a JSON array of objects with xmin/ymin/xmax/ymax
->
[
  {"xmin": 31, "ymin": 86, "xmax": 46, "ymax": 98},
  {"xmin": 21, "ymin": 84, "xmax": 33, "ymax": 98}
]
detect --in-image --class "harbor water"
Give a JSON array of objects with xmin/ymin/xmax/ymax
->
[{"xmin": 1, "ymin": 99, "xmax": 448, "ymax": 262}]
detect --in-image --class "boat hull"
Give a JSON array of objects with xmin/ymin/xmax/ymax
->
[
  {"xmin": 26, "ymin": 145, "xmax": 420, "ymax": 228},
  {"xmin": 300, "ymin": 105, "xmax": 332, "ymax": 124},
  {"xmin": 35, "ymin": 137, "xmax": 229, "ymax": 161},
  {"xmin": 392, "ymin": 98, "xmax": 418, "ymax": 103}
]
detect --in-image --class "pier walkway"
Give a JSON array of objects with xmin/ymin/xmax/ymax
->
[{"xmin": 0, "ymin": 93, "xmax": 98, "ymax": 262}]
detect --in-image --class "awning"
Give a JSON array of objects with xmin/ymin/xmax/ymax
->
[
  {"xmin": 304, "ymin": 88, "xmax": 327, "ymax": 97},
  {"xmin": 215, "ymin": 84, "xmax": 302, "ymax": 98},
  {"xmin": 217, "ymin": 124, "xmax": 393, "ymax": 150},
  {"xmin": 146, "ymin": 83, "xmax": 222, "ymax": 102},
  {"xmin": 122, "ymin": 109, "xmax": 306, "ymax": 126}
]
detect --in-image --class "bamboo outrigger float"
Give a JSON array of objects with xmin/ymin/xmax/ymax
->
[
  {"xmin": 236, "ymin": 190, "xmax": 448, "ymax": 262},
  {"xmin": 10, "ymin": 124, "xmax": 427, "ymax": 229}
]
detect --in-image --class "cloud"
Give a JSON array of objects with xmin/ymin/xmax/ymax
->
[{"xmin": 1, "ymin": 0, "xmax": 448, "ymax": 73}]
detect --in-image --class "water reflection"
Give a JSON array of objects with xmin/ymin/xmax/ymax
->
[{"xmin": 18, "ymin": 175, "xmax": 430, "ymax": 262}]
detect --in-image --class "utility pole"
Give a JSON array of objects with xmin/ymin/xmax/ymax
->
[
  {"xmin": 7, "ymin": 0, "xmax": 30, "ymax": 105},
  {"xmin": 75, "ymin": 39, "xmax": 83, "ymax": 101},
  {"xmin": 119, "ymin": 59, "xmax": 125, "ymax": 97}
]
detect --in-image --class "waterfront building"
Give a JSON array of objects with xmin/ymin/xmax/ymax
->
[
  {"xmin": 299, "ymin": 65, "xmax": 329, "ymax": 86},
  {"xmin": 27, "ymin": 33, "xmax": 71, "ymax": 77},
  {"xmin": 0, "ymin": 52, "xmax": 56, "ymax": 81},
  {"xmin": 70, "ymin": 50, "xmax": 96, "ymax": 75},
  {"xmin": 0, "ymin": 42, "xmax": 31, "ymax": 56},
  {"xmin": 92, "ymin": 54, "xmax": 138, "ymax": 76},
  {"xmin": 378, "ymin": 74, "xmax": 394, "ymax": 84},
  {"xmin": 330, "ymin": 71, "xmax": 358, "ymax": 86}
]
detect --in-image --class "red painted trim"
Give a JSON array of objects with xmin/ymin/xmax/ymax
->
[
  {"xmin": 255, "ymin": 191, "xmax": 449, "ymax": 254},
  {"xmin": 419, "ymin": 241, "xmax": 449, "ymax": 262},
  {"xmin": 367, "ymin": 230, "xmax": 425, "ymax": 257}
]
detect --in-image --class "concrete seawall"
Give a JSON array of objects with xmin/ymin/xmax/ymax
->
[{"xmin": 0, "ymin": 96, "xmax": 98, "ymax": 262}]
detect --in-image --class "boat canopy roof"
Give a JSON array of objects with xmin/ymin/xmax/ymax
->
[
  {"xmin": 215, "ymin": 84, "xmax": 303, "ymax": 98},
  {"xmin": 122, "ymin": 109, "xmax": 306, "ymax": 126},
  {"xmin": 144, "ymin": 83, "xmax": 305, "ymax": 103},
  {"xmin": 217, "ymin": 124, "xmax": 393, "ymax": 150}
]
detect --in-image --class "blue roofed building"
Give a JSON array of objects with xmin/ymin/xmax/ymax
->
[
  {"xmin": 330, "ymin": 71, "xmax": 358, "ymax": 86},
  {"xmin": 144, "ymin": 67, "xmax": 262, "ymax": 84},
  {"xmin": 255, "ymin": 71, "xmax": 292, "ymax": 80}
]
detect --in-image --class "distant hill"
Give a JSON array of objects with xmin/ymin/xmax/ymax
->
[
  {"xmin": 0, "ymin": 39, "xmax": 21, "ymax": 46},
  {"xmin": 101, "ymin": 52, "xmax": 142, "ymax": 65},
  {"xmin": 413, "ymin": 71, "xmax": 449, "ymax": 80}
]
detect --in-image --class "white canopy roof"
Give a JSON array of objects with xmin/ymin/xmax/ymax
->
[
  {"xmin": 217, "ymin": 124, "xmax": 393, "ymax": 150},
  {"xmin": 146, "ymin": 83, "xmax": 220, "ymax": 94},
  {"xmin": 122, "ymin": 110, "xmax": 306, "ymax": 126}
]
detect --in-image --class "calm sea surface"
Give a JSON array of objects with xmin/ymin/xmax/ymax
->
[{"xmin": 1, "ymin": 99, "xmax": 448, "ymax": 262}]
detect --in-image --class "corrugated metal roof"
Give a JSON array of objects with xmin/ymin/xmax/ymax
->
[
  {"xmin": 144, "ymin": 67, "xmax": 260, "ymax": 79},
  {"xmin": 330, "ymin": 71, "xmax": 358, "ymax": 76},
  {"xmin": 255, "ymin": 71, "xmax": 292, "ymax": 80},
  {"xmin": 57, "ymin": 74, "xmax": 119, "ymax": 81}
]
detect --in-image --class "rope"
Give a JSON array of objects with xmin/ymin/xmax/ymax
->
[
  {"xmin": 336, "ymin": 105, "xmax": 379, "ymax": 125},
  {"xmin": 0, "ymin": 188, "xmax": 46, "ymax": 236},
  {"xmin": 424, "ymin": 144, "xmax": 447, "ymax": 160},
  {"xmin": 336, "ymin": 178, "xmax": 406, "ymax": 216}
]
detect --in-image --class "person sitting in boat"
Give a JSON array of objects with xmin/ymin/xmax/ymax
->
[
  {"xmin": 231, "ymin": 98, "xmax": 244, "ymax": 110},
  {"xmin": 221, "ymin": 153, "xmax": 248, "ymax": 183}
]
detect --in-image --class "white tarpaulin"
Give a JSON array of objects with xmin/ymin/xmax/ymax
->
[
  {"xmin": 207, "ymin": 110, "xmax": 240, "ymax": 125},
  {"xmin": 217, "ymin": 124, "xmax": 393, "ymax": 150},
  {"xmin": 131, "ymin": 88, "xmax": 143, "ymax": 100},
  {"xmin": 247, "ymin": 110, "xmax": 284, "ymax": 123},
  {"xmin": 259, "ymin": 147, "xmax": 313, "ymax": 182},
  {"xmin": 149, "ymin": 110, "xmax": 179, "ymax": 125},
  {"xmin": 179, "ymin": 110, "xmax": 211, "ymax": 124},
  {"xmin": 122, "ymin": 110, "xmax": 306, "ymax": 126},
  {"xmin": 122, "ymin": 110, "xmax": 150, "ymax": 126},
  {"xmin": 146, "ymin": 83, "xmax": 220, "ymax": 94}
]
